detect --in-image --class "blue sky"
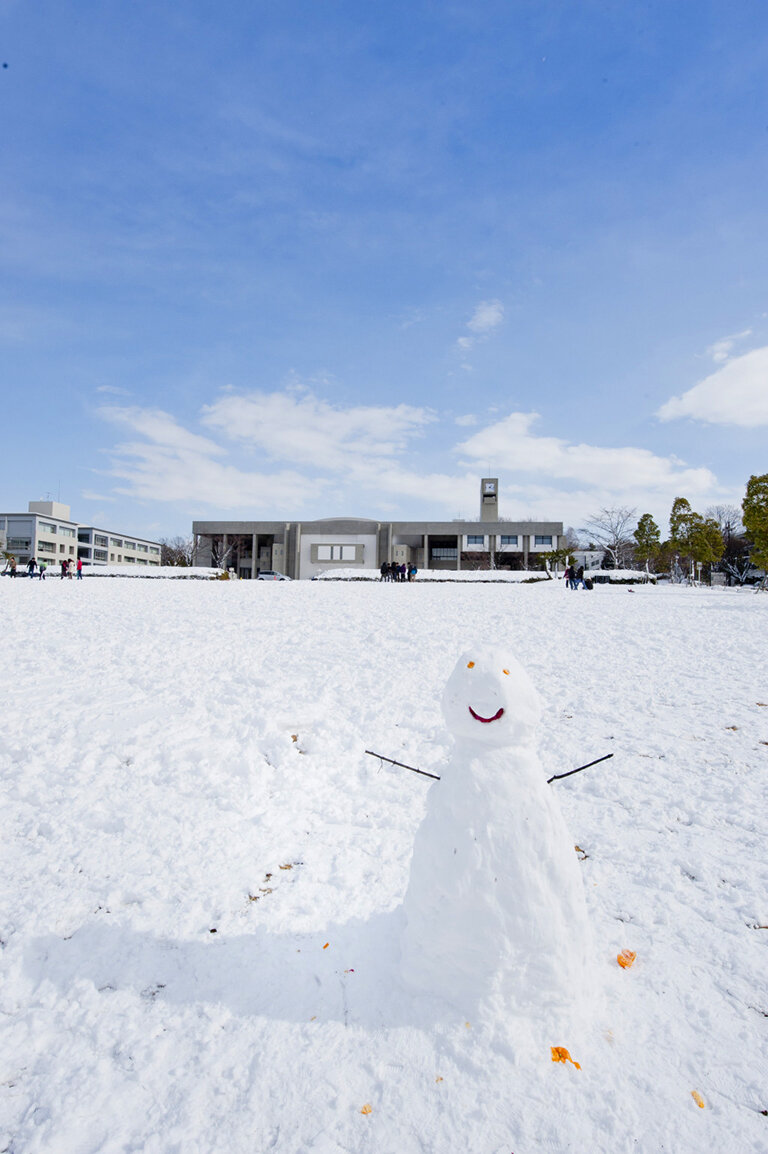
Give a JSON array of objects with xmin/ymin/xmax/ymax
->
[{"xmin": 3, "ymin": 0, "xmax": 768, "ymax": 540}]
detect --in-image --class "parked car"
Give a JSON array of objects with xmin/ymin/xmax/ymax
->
[{"xmin": 256, "ymin": 570, "xmax": 292, "ymax": 581}]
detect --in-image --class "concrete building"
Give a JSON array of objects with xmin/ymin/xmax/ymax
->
[
  {"xmin": 0, "ymin": 501, "xmax": 161, "ymax": 569},
  {"xmin": 192, "ymin": 479, "xmax": 565, "ymax": 581}
]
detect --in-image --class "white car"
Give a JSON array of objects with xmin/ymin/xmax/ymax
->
[{"xmin": 256, "ymin": 570, "xmax": 292, "ymax": 581}]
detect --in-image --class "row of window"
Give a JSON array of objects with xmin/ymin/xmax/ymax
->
[
  {"xmin": 38, "ymin": 522, "xmax": 77, "ymax": 538},
  {"xmin": 465, "ymin": 534, "xmax": 552, "ymax": 547},
  {"xmin": 36, "ymin": 542, "xmax": 74, "ymax": 555},
  {"xmin": 77, "ymin": 533, "xmax": 159, "ymax": 554}
]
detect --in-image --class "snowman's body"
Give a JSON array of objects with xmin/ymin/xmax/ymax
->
[{"xmin": 400, "ymin": 648, "xmax": 593, "ymax": 1019}]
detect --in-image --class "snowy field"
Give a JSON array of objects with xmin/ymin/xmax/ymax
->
[{"xmin": 1, "ymin": 578, "xmax": 767, "ymax": 1154}]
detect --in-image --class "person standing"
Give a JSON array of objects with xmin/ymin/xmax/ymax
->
[
  {"xmin": 9, "ymin": 556, "xmax": 17, "ymax": 577},
  {"xmin": 38, "ymin": 561, "xmax": 46, "ymax": 580},
  {"xmin": 60, "ymin": 559, "xmax": 67, "ymax": 579},
  {"xmin": 27, "ymin": 557, "xmax": 37, "ymax": 578},
  {"xmin": 76, "ymin": 557, "xmax": 83, "ymax": 580}
]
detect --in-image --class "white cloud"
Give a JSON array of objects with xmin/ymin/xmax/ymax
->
[
  {"xmin": 467, "ymin": 299, "xmax": 504, "ymax": 334},
  {"xmin": 455, "ymin": 298, "xmax": 504, "ymax": 356},
  {"xmin": 705, "ymin": 329, "xmax": 751, "ymax": 364},
  {"xmin": 97, "ymin": 405, "xmax": 324, "ymax": 510},
  {"xmin": 96, "ymin": 385, "xmax": 132, "ymax": 396},
  {"xmin": 94, "ymin": 391, "xmax": 729, "ymax": 529},
  {"xmin": 457, "ymin": 411, "xmax": 717, "ymax": 496},
  {"xmin": 201, "ymin": 387, "xmax": 436, "ymax": 471},
  {"xmin": 657, "ymin": 345, "xmax": 768, "ymax": 427}
]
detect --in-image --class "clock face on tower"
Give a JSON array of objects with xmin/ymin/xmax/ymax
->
[{"xmin": 484, "ymin": 482, "xmax": 496, "ymax": 494}]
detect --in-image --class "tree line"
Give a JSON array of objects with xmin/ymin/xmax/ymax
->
[{"xmin": 574, "ymin": 473, "xmax": 768, "ymax": 583}]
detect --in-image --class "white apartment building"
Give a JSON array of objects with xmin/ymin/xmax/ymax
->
[{"xmin": 1, "ymin": 501, "xmax": 160, "ymax": 569}]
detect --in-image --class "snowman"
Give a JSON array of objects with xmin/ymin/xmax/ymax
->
[{"xmin": 400, "ymin": 646, "xmax": 594, "ymax": 1023}]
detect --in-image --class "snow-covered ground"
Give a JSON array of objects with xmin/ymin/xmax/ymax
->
[
  {"xmin": 1, "ymin": 578, "xmax": 766, "ymax": 1153},
  {"xmin": 81, "ymin": 566, "xmax": 223, "ymax": 580}
]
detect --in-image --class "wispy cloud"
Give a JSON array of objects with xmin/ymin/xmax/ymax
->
[
  {"xmin": 457, "ymin": 411, "xmax": 717, "ymax": 495},
  {"xmin": 705, "ymin": 329, "xmax": 751, "ymax": 364},
  {"xmin": 467, "ymin": 300, "xmax": 504, "ymax": 334},
  {"xmin": 201, "ymin": 387, "xmax": 436, "ymax": 472},
  {"xmin": 94, "ymin": 391, "xmax": 728, "ymax": 527},
  {"xmin": 96, "ymin": 385, "xmax": 132, "ymax": 397},
  {"xmin": 97, "ymin": 405, "xmax": 324, "ymax": 510},
  {"xmin": 657, "ymin": 345, "xmax": 768, "ymax": 427},
  {"xmin": 455, "ymin": 298, "xmax": 504, "ymax": 360}
]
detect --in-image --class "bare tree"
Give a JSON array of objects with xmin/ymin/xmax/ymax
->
[
  {"xmin": 209, "ymin": 534, "xmax": 250, "ymax": 572},
  {"xmin": 159, "ymin": 535, "xmax": 195, "ymax": 566},
  {"xmin": 706, "ymin": 504, "xmax": 751, "ymax": 585},
  {"xmin": 580, "ymin": 507, "xmax": 637, "ymax": 569}
]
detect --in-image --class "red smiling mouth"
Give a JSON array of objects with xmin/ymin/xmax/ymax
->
[{"xmin": 468, "ymin": 706, "xmax": 504, "ymax": 724}]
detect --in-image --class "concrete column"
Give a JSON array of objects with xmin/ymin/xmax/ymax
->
[
  {"xmin": 523, "ymin": 534, "xmax": 529, "ymax": 569},
  {"xmin": 222, "ymin": 533, "xmax": 229, "ymax": 570},
  {"xmin": 423, "ymin": 533, "xmax": 429, "ymax": 571},
  {"xmin": 252, "ymin": 533, "xmax": 258, "ymax": 577},
  {"xmin": 456, "ymin": 534, "xmax": 461, "ymax": 570},
  {"xmin": 294, "ymin": 524, "xmax": 301, "ymax": 580}
]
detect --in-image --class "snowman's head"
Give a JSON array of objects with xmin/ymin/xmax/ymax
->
[{"xmin": 441, "ymin": 646, "xmax": 542, "ymax": 748}]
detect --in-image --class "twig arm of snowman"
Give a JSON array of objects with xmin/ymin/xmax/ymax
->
[
  {"xmin": 365, "ymin": 749, "xmax": 613, "ymax": 784},
  {"xmin": 364, "ymin": 750, "xmax": 441, "ymax": 780},
  {"xmin": 546, "ymin": 752, "xmax": 613, "ymax": 783}
]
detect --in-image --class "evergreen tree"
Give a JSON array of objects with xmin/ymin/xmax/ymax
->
[
  {"xmin": 742, "ymin": 473, "xmax": 768, "ymax": 573},
  {"xmin": 633, "ymin": 513, "xmax": 661, "ymax": 571},
  {"xmin": 688, "ymin": 517, "xmax": 724, "ymax": 572}
]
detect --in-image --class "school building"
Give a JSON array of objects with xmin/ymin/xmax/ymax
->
[{"xmin": 192, "ymin": 479, "xmax": 565, "ymax": 581}]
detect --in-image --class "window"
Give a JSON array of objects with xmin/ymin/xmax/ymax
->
[
  {"xmin": 38, "ymin": 540, "xmax": 57, "ymax": 554},
  {"xmin": 110, "ymin": 538, "xmax": 123, "ymax": 547},
  {"xmin": 110, "ymin": 554, "xmax": 115, "ymax": 561},
  {"xmin": 149, "ymin": 546, "xmax": 160, "ymax": 555},
  {"xmin": 7, "ymin": 537, "xmax": 31, "ymax": 551},
  {"xmin": 59, "ymin": 526, "xmax": 76, "ymax": 538},
  {"xmin": 38, "ymin": 522, "xmax": 57, "ymax": 534},
  {"xmin": 78, "ymin": 531, "xmax": 90, "ymax": 543},
  {"xmin": 431, "ymin": 547, "xmax": 457, "ymax": 559},
  {"xmin": 124, "ymin": 555, "xmax": 135, "ymax": 563},
  {"xmin": 317, "ymin": 544, "xmax": 358, "ymax": 561},
  {"xmin": 136, "ymin": 542, "xmax": 148, "ymax": 553},
  {"xmin": 466, "ymin": 535, "xmax": 485, "ymax": 545},
  {"xmin": 59, "ymin": 543, "xmax": 66, "ymax": 553},
  {"xmin": 93, "ymin": 549, "xmax": 108, "ymax": 561},
  {"xmin": 500, "ymin": 535, "xmax": 518, "ymax": 546},
  {"xmin": 124, "ymin": 542, "xmax": 135, "ymax": 551},
  {"xmin": 94, "ymin": 534, "xmax": 108, "ymax": 548},
  {"xmin": 534, "ymin": 535, "xmax": 552, "ymax": 546}
]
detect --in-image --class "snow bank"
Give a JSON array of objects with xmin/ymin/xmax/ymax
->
[
  {"xmin": 315, "ymin": 566, "xmax": 550, "ymax": 582},
  {"xmin": 82, "ymin": 565, "xmax": 224, "ymax": 579},
  {"xmin": 1, "ymin": 578, "xmax": 766, "ymax": 1153}
]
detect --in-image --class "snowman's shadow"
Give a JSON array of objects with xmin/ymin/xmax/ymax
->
[{"xmin": 25, "ymin": 907, "xmax": 457, "ymax": 1031}]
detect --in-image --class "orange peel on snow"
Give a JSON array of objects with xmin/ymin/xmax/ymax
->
[
  {"xmin": 617, "ymin": 949, "xmax": 636, "ymax": 969},
  {"xmin": 551, "ymin": 1047, "xmax": 581, "ymax": 1069},
  {"xmin": 691, "ymin": 1091, "xmax": 705, "ymax": 1108},
  {"xmin": 360, "ymin": 1104, "xmax": 372, "ymax": 1115}
]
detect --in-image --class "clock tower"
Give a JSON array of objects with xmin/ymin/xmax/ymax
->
[{"xmin": 480, "ymin": 477, "xmax": 498, "ymax": 522}]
